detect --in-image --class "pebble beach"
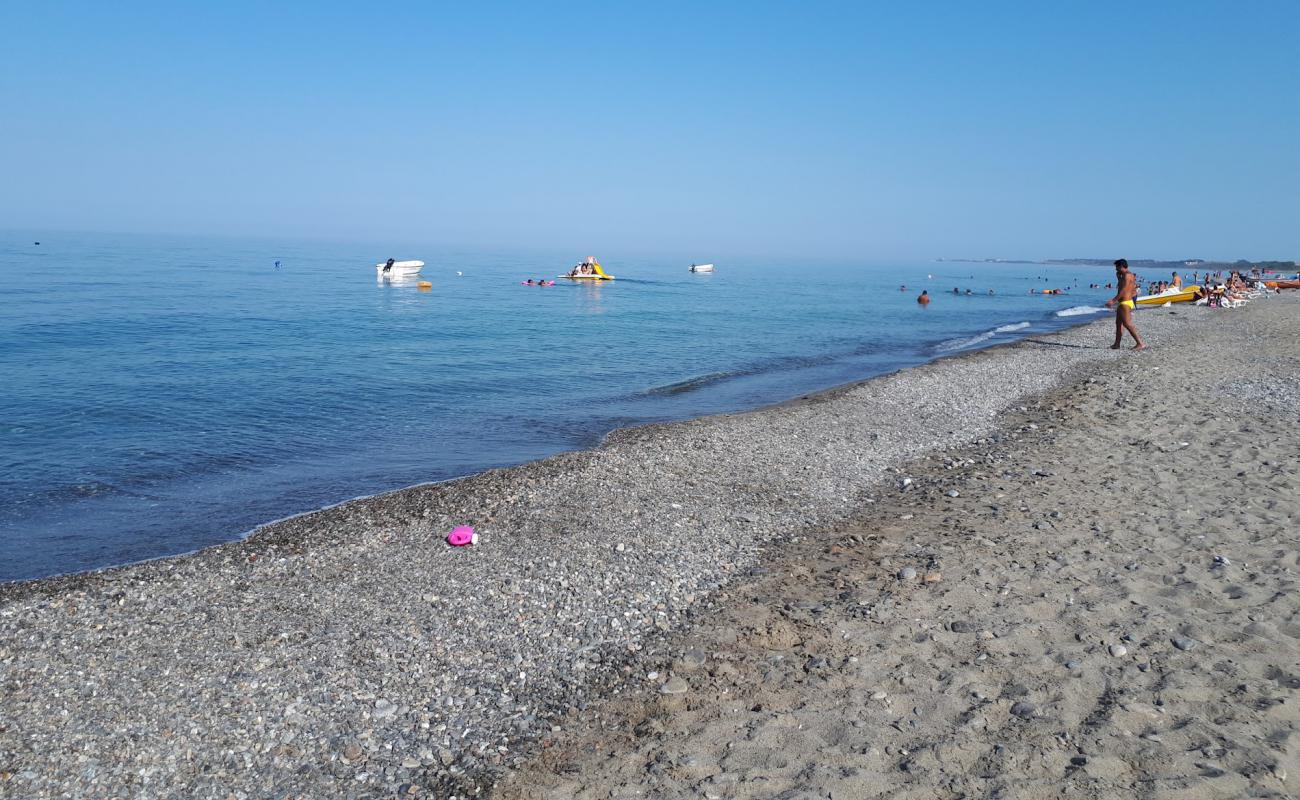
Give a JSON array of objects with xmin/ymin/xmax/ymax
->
[{"xmin": 2, "ymin": 296, "xmax": 1297, "ymax": 798}]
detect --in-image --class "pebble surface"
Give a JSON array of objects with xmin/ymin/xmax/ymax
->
[
  {"xmin": 491, "ymin": 294, "xmax": 1300, "ymax": 800},
  {"xmin": 2, "ymin": 297, "xmax": 1294, "ymax": 798}
]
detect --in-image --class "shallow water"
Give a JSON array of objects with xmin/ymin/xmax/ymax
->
[{"xmin": 0, "ymin": 232, "xmax": 1116, "ymax": 581}]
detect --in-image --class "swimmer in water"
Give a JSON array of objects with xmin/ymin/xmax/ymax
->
[{"xmin": 917, "ymin": 290, "xmax": 930, "ymax": 305}]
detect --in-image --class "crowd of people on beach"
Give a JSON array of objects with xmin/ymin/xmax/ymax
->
[
  {"xmin": 911, "ymin": 262, "xmax": 1291, "ymax": 313},
  {"xmin": 1131, "ymin": 267, "xmax": 1289, "ymax": 308},
  {"xmin": 1190, "ymin": 270, "xmax": 1279, "ymax": 308},
  {"xmin": 911, "ymin": 259, "xmax": 1294, "ymax": 348},
  {"xmin": 1108, "ymin": 260, "xmax": 1293, "ymax": 349}
]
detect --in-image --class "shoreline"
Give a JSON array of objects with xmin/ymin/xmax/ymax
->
[
  {"xmin": 1, "ymin": 299, "xmax": 1275, "ymax": 798},
  {"xmin": 493, "ymin": 293, "xmax": 1300, "ymax": 799},
  {"xmin": 2, "ymin": 306, "xmax": 1111, "ymax": 595}
]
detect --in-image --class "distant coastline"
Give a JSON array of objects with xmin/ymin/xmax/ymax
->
[{"xmin": 937, "ymin": 256, "xmax": 1299, "ymax": 271}]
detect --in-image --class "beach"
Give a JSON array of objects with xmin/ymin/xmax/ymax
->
[
  {"xmin": 497, "ymin": 297, "xmax": 1300, "ymax": 799},
  {"xmin": 2, "ymin": 296, "xmax": 1296, "ymax": 798}
]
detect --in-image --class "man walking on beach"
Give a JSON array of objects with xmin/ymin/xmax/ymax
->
[{"xmin": 1105, "ymin": 258, "xmax": 1146, "ymax": 350}]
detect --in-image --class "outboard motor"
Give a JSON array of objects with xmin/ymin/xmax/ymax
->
[{"xmin": 384, "ymin": 258, "xmax": 395, "ymax": 273}]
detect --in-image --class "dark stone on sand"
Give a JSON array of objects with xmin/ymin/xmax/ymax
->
[{"xmin": 1010, "ymin": 701, "xmax": 1037, "ymax": 719}]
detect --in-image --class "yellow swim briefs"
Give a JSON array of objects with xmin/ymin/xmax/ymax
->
[{"xmin": 1119, "ymin": 299, "xmax": 1135, "ymax": 310}]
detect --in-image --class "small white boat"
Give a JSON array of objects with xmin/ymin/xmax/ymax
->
[
  {"xmin": 689, "ymin": 263, "xmax": 714, "ymax": 273},
  {"xmin": 376, "ymin": 259, "xmax": 424, "ymax": 277}
]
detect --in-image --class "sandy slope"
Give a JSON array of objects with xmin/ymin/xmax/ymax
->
[{"xmin": 494, "ymin": 301, "xmax": 1300, "ymax": 799}]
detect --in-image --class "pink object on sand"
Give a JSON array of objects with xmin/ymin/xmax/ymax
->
[{"xmin": 446, "ymin": 525, "xmax": 477, "ymax": 547}]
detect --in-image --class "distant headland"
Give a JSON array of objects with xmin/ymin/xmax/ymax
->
[{"xmin": 937, "ymin": 257, "xmax": 1299, "ymax": 271}]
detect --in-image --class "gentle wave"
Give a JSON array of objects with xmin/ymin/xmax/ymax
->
[
  {"xmin": 1055, "ymin": 305, "xmax": 1108, "ymax": 317},
  {"xmin": 937, "ymin": 321, "xmax": 1032, "ymax": 352},
  {"xmin": 642, "ymin": 371, "xmax": 741, "ymax": 396},
  {"xmin": 640, "ymin": 348, "xmax": 852, "ymax": 397}
]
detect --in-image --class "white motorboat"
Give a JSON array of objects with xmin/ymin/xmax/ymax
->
[
  {"xmin": 689, "ymin": 263, "xmax": 715, "ymax": 273},
  {"xmin": 376, "ymin": 259, "xmax": 424, "ymax": 278}
]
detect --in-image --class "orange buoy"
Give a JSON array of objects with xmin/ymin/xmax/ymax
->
[{"xmin": 418, "ymin": 281, "xmax": 432, "ymax": 290}]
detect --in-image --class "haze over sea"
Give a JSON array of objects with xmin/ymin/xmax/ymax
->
[{"xmin": 0, "ymin": 231, "xmax": 1124, "ymax": 582}]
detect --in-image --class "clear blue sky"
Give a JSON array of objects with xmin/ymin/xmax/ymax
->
[{"xmin": 3, "ymin": 1, "xmax": 1297, "ymax": 259}]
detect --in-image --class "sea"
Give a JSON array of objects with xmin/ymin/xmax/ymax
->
[{"xmin": 0, "ymin": 231, "xmax": 1118, "ymax": 582}]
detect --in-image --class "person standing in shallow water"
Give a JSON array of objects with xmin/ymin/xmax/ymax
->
[
  {"xmin": 1104, "ymin": 258, "xmax": 1146, "ymax": 350},
  {"xmin": 917, "ymin": 290, "xmax": 930, "ymax": 305}
]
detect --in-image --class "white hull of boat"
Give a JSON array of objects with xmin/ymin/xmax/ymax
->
[
  {"xmin": 689, "ymin": 263, "xmax": 714, "ymax": 273},
  {"xmin": 376, "ymin": 260, "xmax": 424, "ymax": 277}
]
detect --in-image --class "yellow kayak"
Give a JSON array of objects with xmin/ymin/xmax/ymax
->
[{"xmin": 1135, "ymin": 285, "xmax": 1199, "ymax": 306}]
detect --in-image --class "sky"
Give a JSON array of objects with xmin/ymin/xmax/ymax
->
[{"xmin": 2, "ymin": 1, "xmax": 1298, "ymax": 260}]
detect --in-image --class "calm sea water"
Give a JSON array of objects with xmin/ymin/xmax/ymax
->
[{"xmin": 0, "ymin": 232, "xmax": 1115, "ymax": 582}]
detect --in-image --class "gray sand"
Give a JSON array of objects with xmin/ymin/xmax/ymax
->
[
  {"xmin": 1, "ymin": 296, "xmax": 1293, "ymax": 798},
  {"xmin": 496, "ymin": 296, "xmax": 1300, "ymax": 799}
]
